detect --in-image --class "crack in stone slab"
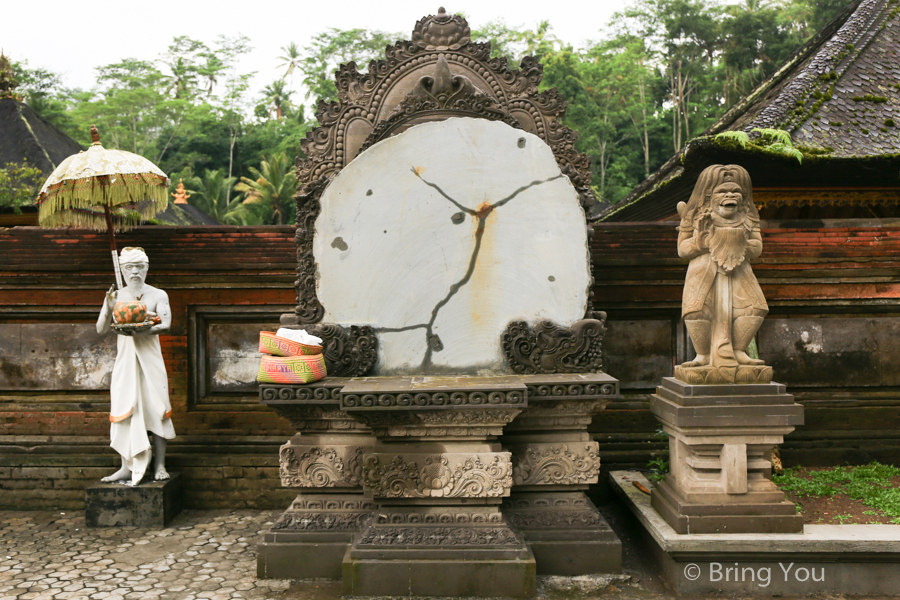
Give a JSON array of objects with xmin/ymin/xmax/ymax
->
[{"xmin": 406, "ymin": 171, "xmax": 565, "ymax": 372}]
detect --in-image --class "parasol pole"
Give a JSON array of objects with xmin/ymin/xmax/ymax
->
[{"xmin": 104, "ymin": 202, "xmax": 124, "ymax": 290}]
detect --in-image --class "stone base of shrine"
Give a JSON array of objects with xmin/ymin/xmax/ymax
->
[
  {"xmin": 256, "ymin": 493, "xmax": 376, "ymax": 579},
  {"xmin": 504, "ymin": 492, "xmax": 621, "ymax": 575},
  {"xmin": 341, "ymin": 516, "xmax": 536, "ymax": 598},
  {"xmin": 85, "ymin": 473, "xmax": 183, "ymax": 528},
  {"xmin": 612, "ymin": 471, "xmax": 900, "ymax": 596},
  {"xmin": 651, "ymin": 478, "xmax": 803, "ymax": 534}
]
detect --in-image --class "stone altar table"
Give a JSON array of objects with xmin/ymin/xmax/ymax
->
[
  {"xmin": 501, "ymin": 373, "xmax": 621, "ymax": 574},
  {"xmin": 340, "ymin": 376, "xmax": 534, "ymax": 597},
  {"xmin": 257, "ymin": 8, "xmax": 623, "ymax": 594},
  {"xmin": 257, "ymin": 379, "xmax": 375, "ymax": 579}
]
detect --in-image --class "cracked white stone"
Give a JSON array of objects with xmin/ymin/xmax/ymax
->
[{"xmin": 315, "ymin": 117, "xmax": 590, "ymax": 374}]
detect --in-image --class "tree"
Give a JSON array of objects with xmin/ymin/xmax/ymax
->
[
  {"xmin": 278, "ymin": 42, "xmax": 302, "ymax": 92},
  {"xmin": 299, "ymin": 28, "xmax": 400, "ymax": 105},
  {"xmin": 234, "ymin": 153, "xmax": 298, "ymax": 225},
  {"xmin": 0, "ymin": 161, "xmax": 44, "ymax": 211}
]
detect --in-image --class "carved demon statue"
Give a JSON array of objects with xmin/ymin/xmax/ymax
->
[{"xmin": 675, "ymin": 164, "xmax": 771, "ymax": 385}]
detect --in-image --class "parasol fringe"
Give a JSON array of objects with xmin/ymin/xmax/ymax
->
[{"xmin": 38, "ymin": 183, "xmax": 168, "ymax": 231}]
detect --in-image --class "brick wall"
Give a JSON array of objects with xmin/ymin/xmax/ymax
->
[
  {"xmin": 0, "ymin": 226, "xmax": 298, "ymax": 509},
  {"xmin": 3, "ymin": 222, "xmax": 900, "ymax": 509},
  {"xmin": 589, "ymin": 221, "xmax": 900, "ymax": 497}
]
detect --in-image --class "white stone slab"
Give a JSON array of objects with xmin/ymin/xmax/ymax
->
[{"xmin": 314, "ymin": 118, "xmax": 590, "ymax": 374}]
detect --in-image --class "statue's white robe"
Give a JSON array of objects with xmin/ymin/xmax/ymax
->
[{"xmin": 109, "ymin": 334, "xmax": 175, "ymax": 480}]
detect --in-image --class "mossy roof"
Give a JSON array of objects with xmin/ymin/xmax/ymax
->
[{"xmin": 600, "ymin": 0, "xmax": 900, "ymax": 222}]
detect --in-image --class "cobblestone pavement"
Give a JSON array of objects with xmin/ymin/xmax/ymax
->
[
  {"xmin": 0, "ymin": 510, "xmax": 308, "ymax": 600},
  {"xmin": 2, "ymin": 509, "xmax": 874, "ymax": 600}
]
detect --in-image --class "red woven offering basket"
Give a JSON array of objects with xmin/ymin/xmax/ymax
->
[
  {"xmin": 257, "ymin": 354, "xmax": 327, "ymax": 384},
  {"xmin": 259, "ymin": 331, "xmax": 323, "ymax": 357}
]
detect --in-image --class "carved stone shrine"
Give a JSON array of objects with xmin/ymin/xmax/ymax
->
[
  {"xmin": 650, "ymin": 164, "xmax": 805, "ymax": 534},
  {"xmin": 258, "ymin": 8, "xmax": 621, "ymax": 596}
]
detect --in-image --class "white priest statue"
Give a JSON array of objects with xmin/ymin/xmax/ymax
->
[{"xmin": 96, "ymin": 247, "xmax": 176, "ymax": 486}]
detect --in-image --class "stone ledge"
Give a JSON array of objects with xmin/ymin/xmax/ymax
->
[
  {"xmin": 612, "ymin": 470, "xmax": 900, "ymax": 595},
  {"xmin": 610, "ymin": 470, "xmax": 900, "ymax": 556}
]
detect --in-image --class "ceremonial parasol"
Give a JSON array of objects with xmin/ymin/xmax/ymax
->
[{"xmin": 36, "ymin": 125, "xmax": 170, "ymax": 290}]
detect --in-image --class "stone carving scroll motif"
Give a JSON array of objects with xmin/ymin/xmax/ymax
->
[
  {"xmin": 291, "ymin": 7, "xmax": 599, "ymax": 325},
  {"xmin": 305, "ymin": 323, "xmax": 378, "ymax": 377},
  {"xmin": 279, "ymin": 443, "xmax": 365, "ymax": 488},
  {"xmin": 502, "ymin": 315, "xmax": 607, "ymax": 374},
  {"xmin": 509, "ymin": 443, "xmax": 601, "ymax": 486},
  {"xmin": 363, "ymin": 453, "xmax": 513, "ymax": 498}
]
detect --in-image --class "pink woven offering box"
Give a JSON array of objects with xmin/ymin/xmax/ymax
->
[
  {"xmin": 257, "ymin": 354, "xmax": 327, "ymax": 384},
  {"xmin": 259, "ymin": 331, "xmax": 323, "ymax": 357}
]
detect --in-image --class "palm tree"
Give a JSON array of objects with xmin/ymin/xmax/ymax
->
[
  {"xmin": 185, "ymin": 168, "xmax": 256, "ymax": 224},
  {"xmin": 278, "ymin": 42, "xmax": 302, "ymax": 92},
  {"xmin": 234, "ymin": 154, "xmax": 298, "ymax": 225},
  {"xmin": 262, "ymin": 80, "xmax": 291, "ymax": 119}
]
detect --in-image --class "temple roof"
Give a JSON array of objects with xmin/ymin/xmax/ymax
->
[
  {"xmin": 600, "ymin": 0, "xmax": 900, "ymax": 222},
  {"xmin": 0, "ymin": 97, "xmax": 83, "ymax": 173}
]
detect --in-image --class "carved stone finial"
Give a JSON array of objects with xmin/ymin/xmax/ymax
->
[
  {"xmin": 90, "ymin": 124, "xmax": 101, "ymax": 145},
  {"xmin": 412, "ymin": 8, "xmax": 471, "ymax": 50}
]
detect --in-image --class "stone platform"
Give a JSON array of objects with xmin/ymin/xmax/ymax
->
[
  {"xmin": 612, "ymin": 471, "xmax": 900, "ymax": 596},
  {"xmin": 340, "ymin": 375, "xmax": 536, "ymax": 598},
  {"xmin": 85, "ymin": 473, "xmax": 183, "ymax": 528},
  {"xmin": 650, "ymin": 378, "xmax": 804, "ymax": 534},
  {"xmin": 259, "ymin": 373, "xmax": 623, "ymax": 589}
]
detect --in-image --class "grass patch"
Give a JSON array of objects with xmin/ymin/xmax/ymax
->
[{"xmin": 774, "ymin": 462, "xmax": 900, "ymax": 521}]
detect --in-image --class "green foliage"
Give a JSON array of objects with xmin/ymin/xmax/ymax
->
[
  {"xmin": 234, "ymin": 153, "xmax": 299, "ymax": 225},
  {"xmin": 852, "ymin": 94, "xmax": 888, "ymax": 103},
  {"xmin": 774, "ymin": 462, "xmax": 900, "ymax": 518},
  {"xmin": 646, "ymin": 456, "xmax": 670, "ymax": 483},
  {"xmin": 714, "ymin": 130, "xmax": 750, "ymax": 148},
  {"xmin": 0, "ymin": 161, "xmax": 44, "ymax": 211},
  {"xmin": 299, "ymin": 28, "xmax": 401, "ymax": 105},
  {"xmin": 6, "ymin": 0, "xmax": 847, "ymax": 214}
]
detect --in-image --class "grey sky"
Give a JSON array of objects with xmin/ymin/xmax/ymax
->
[{"xmin": 5, "ymin": 0, "xmax": 621, "ymax": 105}]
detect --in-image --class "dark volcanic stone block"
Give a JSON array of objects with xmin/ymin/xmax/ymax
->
[{"xmin": 85, "ymin": 474, "xmax": 183, "ymax": 528}]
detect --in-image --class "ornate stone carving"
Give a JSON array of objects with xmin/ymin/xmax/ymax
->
[
  {"xmin": 294, "ymin": 176, "xmax": 331, "ymax": 324},
  {"xmin": 292, "ymin": 8, "xmax": 598, "ymax": 323},
  {"xmin": 505, "ymin": 509, "xmax": 603, "ymax": 529},
  {"xmin": 357, "ymin": 525, "xmax": 522, "ymax": 547},
  {"xmin": 288, "ymin": 497, "xmax": 376, "ymax": 511},
  {"xmin": 508, "ymin": 443, "xmax": 601, "ymax": 486},
  {"xmin": 676, "ymin": 164, "xmax": 772, "ymax": 385},
  {"xmin": 411, "ymin": 7, "xmax": 471, "ymax": 50},
  {"xmin": 267, "ymin": 404, "xmax": 366, "ymax": 432},
  {"xmin": 350, "ymin": 408, "xmax": 521, "ymax": 438},
  {"xmin": 502, "ymin": 317, "xmax": 607, "ymax": 374},
  {"xmin": 363, "ymin": 453, "xmax": 513, "ymax": 498},
  {"xmin": 374, "ymin": 511, "xmax": 503, "ymax": 524},
  {"xmin": 271, "ymin": 510, "xmax": 373, "ymax": 531},
  {"xmin": 260, "ymin": 383, "xmax": 341, "ymax": 402},
  {"xmin": 305, "ymin": 323, "xmax": 378, "ymax": 377},
  {"xmin": 279, "ymin": 443, "xmax": 365, "ymax": 488},
  {"xmin": 342, "ymin": 389, "xmax": 524, "ymax": 408}
]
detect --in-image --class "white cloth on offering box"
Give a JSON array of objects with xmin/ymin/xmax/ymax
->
[
  {"xmin": 276, "ymin": 328, "xmax": 323, "ymax": 346},
  {"xmin": 109, "ymin": 333, "xmax": 175, "ymax": 481}
]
